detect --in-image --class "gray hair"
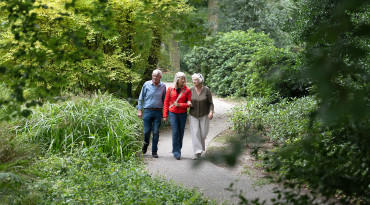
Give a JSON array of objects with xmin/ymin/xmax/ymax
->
[
  {"xmin": 192, "ymin": 73, "xmax": 204, "ymax": 84},
  {"xmin": 152, "ymin": 69, "xmax": 162, "ymax": 76},
  {"xmin": 173, "ymin": 72, "xmax": 187, "ymax": 88}
]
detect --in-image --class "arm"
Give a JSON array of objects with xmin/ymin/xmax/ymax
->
[
  {"xmin": 207, "ymin": 88, "xmax": 214, "ymax": 120},
  {"xmin": 162, "ymin": 84, "xmax": 166, "ymax": 105},
  {"xmin": 137, "ymin": 84, "xmax": 146, "ymax": 118},
  {"xmin": 188, "ymin": 87, "xmax": 193, "ymax": 107},
  {"xmin": 177, "ymin": 88, "xmax": 192, "ymax": 108},
  {"xmin": 163, "ymin": 87, "xmax": 171, "ymax": 118},
  {"xmin": 187, "ymin": 88, "xmax": 192, "ymax": 107}
]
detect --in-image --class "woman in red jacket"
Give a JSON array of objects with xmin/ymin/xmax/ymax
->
[{"xmin": 163, "ymin": 72, "xmax": 192, "ymax": 160}]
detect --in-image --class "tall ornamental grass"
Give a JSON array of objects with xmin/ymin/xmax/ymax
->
[{"xmin": 21, "ymin": 94, "xmax": 143, "ymax": 159}]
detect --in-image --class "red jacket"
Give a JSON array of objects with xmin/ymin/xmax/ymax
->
[{"xmin": 163, "ymin": 86, "xmax": 191, "ymax": 117}]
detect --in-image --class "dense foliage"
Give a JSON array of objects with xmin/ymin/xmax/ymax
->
[
  {"xmin": 1, "ymin": 0, "xmax": 369, "ymax": 204},
  {"xmin": 0, "ymin": 0, "xmax": 193, "ymax": 117},
  {"xmin": 30, "ymin": 150, "xmax": 212, "ymax": 204},
  {"xmin": 226, "ymin": 0, "xmax": 370, "ymax": 203},
  {"xmin": 231, "ymin": 96, "xmax": 318, "ymax": 142},
  {"xmin": 0, "ymin": 1, "xmax": 213, "ymax": 204},
  {"xmin": 184, "ymin": 30, "xmax": 306, "ymax": 98},
  {"xmin": 275, "ymin": 0, "xmax": 369, "ymax": 203},
  {"xmin": 0, "ymin": 93, "xmax": 213, "ymax": 204},
  {"xmin": 231, "ymin": 95, "xmax": 369, "ymax": 203},
  {"xmin": 218, "ymin": 0, "xmax": 296, "ymax": 47},
  {"xmin": 1, "ymin": 148, "xmax": 213, "ymax": 204}
]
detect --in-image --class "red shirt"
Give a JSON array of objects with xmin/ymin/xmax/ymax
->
[{"xmin": 163, "ymin": 86, "xmax": 191, "ymax": 117}]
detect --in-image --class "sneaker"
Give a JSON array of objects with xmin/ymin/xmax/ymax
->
[
  {"xmin": 142, "ymin": 143, "xmax": 148, "ymax": 154},
  {"xmin": 192, "ymin": 153, "xmax": 201, "ymax": 160},
  {"xmin": 174, "ymin": 155, "xmax": 181, "ymax": 160},
  {"xmin": 152, "ymin": 152, "xmax": 158, "ymax": 158}
]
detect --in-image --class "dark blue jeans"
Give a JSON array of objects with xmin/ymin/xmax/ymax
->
[
  {"xmin": 169, "ymin": 112, "xmax": 187, "ymax": 157},
  {"xmin": 143, "ymin": 109, "xmax": 162, "ymax": 152}
]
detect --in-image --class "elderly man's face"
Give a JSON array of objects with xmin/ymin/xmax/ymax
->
[{"xmin": 152, "ymin": 73, "xmax": 161, "ymax": 85}]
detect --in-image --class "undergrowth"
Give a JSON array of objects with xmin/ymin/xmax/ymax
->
[
  {"xmin": 230, "ymin": 96, "xmax": 369, "ymax": 204},
  {"xmin": 1, "ymin": 93, "xmax": 213, "ymax": 204},
  {"xmin": 29, "ymin": 148, "xmax": 213, "ymax": 204}
]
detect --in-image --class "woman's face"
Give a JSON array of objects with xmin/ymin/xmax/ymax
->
[
  {"xmin": 177, "ymin": 76, "xmax": 186, "ymax": 87},
  {"xmin": 192, "ymin": 77, "xmax": 200, "ymax": 86}
]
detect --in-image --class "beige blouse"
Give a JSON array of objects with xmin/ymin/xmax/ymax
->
[{"xmin": 189, "ymin": 86, "xmax": 214, "ymax": 118}]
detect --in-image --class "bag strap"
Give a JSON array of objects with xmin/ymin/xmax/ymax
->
[{"xmin": 169, "ymin": 88, "xmax": 185, "ymax": 108}]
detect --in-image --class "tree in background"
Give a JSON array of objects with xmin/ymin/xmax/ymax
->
[
  {"xmin": 218, "ymin": 0, "xmax": 296, "ymax": 48},
  {"xmin": 1, "ymin": 0, "xmax": 115, "ymax": 118},
  {"xmin": 208, "ymin": 0, "xmax": 219, "ymax": 34},
  {"xmin": 0, "ymin": 0, "xmax": 192, "ymax": 118},
  {"xmin": 160, "ymin": 0, "xmax": 209, "ymax": 73},
  {"xmin": 112, "ymin": 0, "xmax": 193, "ymax": 93}
]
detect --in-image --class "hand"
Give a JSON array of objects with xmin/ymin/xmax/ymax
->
[
  {"xmin": 137, "ymin": 110, "xmax": 143, "ymax": 119},
  {"xmin": 208, "ymin": 112, "xmax": 213, "ymax": 120},
  {"xmin": 187, "ymin": 101, "xmax": 193, "ymax": 107},
  {"xmin": 163, "ymin": 117, "xmax": 167, "ymax": 122},
  {"xmin": 174, "ymin": 102, "xmax": 180, "ymax": 107}
]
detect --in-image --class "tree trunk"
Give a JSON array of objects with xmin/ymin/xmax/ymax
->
[
  {"xmin": 169, "ymin": 35, "xmax": 180, "ymax": 71},
  {"xmin": 127, "ymin": 60, "xmax": 132, "ymax": 98},
  {"xmin": 145, "ymin": 27, "xmax": 161, "ymax": 81},
  {"xmin": 208, "ymin": 0, "xmax": 219, "ymax": 34},
  {"xmin": 126, "ymin": 13, "xmax": 133, "ymax": 98}
]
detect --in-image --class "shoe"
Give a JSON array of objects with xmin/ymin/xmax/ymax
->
[
  {"xmin": 142, "ymin": 143, "xmax": 148, "ymax": 154},
  {"xmin": 152, "ymin": 152, "xmax": 158, "ymax": 158},
  {"xmin": 174, "ymin": 155, "xmax": 180, "ymax": 160},
  {"xmin": 192, "ymin": 153, "xmax": 201, "ymax": 160}
]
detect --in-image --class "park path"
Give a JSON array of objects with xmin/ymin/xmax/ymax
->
[{"xmin": 143, "ymin": 86, "xmax": 278, "ymax": 204}]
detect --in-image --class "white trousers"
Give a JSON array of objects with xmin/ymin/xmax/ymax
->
[{"xmin": 189, "ymin": 115, "xmax": 210, "ymax": 155}]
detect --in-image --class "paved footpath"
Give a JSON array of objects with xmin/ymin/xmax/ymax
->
[{"xmin": 143, "ymin": 93, "xmax": 278, "ymax": 204}]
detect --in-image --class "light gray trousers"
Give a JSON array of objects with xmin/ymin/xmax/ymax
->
[{"xmin": 189, "ymin": 114, "xmax": 210, "ymax": 155}]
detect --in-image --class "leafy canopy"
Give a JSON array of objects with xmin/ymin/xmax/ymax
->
[{"xmin": 0, "ymin": 0, "xmax": 193, "ymax": 119}]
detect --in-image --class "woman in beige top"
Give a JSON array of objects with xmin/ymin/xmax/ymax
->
[{"xmin": 189, "ymin": 73, "xmax": 214, "ymax": 160}]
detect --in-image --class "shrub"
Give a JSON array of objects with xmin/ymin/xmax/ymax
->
[
  {"xmin": 184, "ymin": 30, "xmax": 307, "ymax": 98},
  {"xmin": 231, "ymin": 96, "xmax": 370, "ymax": 203},
  {"xmin": 30, "ymin": 149, "xmax": 213, "ymax": 204},
  {"xmin": 231, "ymin": 96, "xmax": 318, "ymax": 142},
  {"xmin": 20, "ymin": 93, "xmax": 143, "ymax": 160},
  {"xmin": 185, "ymin": 30, "xmax": 271, "ymax": 97},
  {"xmin": 266, "ymin": 129, "xmax": 369, "ymax": 204}
]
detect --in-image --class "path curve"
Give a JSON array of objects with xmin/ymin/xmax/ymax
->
[{"xmin": 143, "ymin": 90, "xmax": 277, "ymax": 204}]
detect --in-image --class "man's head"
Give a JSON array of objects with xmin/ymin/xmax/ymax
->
[{"xmin": 152, "ymin": 69, "xmax": 162, "ymax": 85}]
